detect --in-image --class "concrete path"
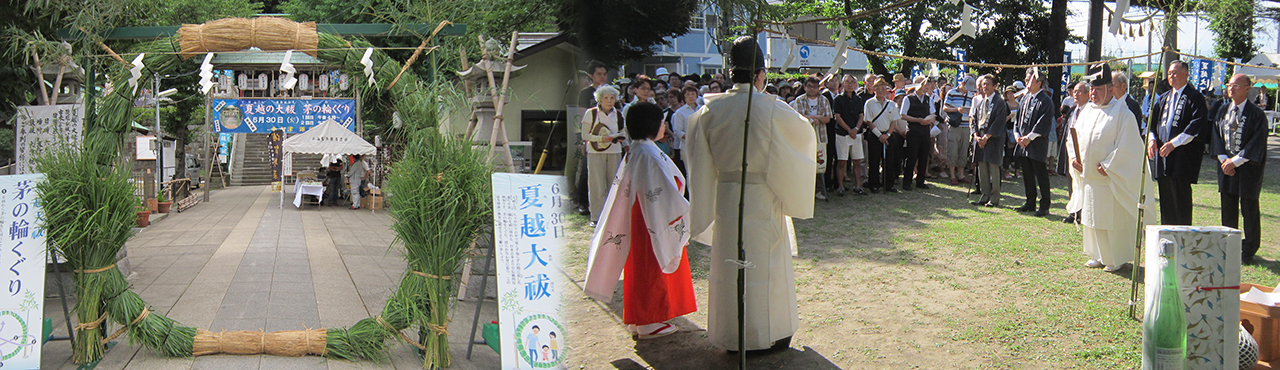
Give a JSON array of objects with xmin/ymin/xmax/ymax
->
[{"xmin": 40, "ymin": 186, "xmax": 501, "ymax": 369}]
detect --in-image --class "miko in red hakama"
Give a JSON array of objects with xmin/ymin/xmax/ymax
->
[{"xmin": 584, "ymin": 139, "xmax": 696, "ymax": 328}]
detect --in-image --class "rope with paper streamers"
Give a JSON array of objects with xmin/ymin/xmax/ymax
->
[
  {"xmin": 757, "ymin": 27, "xmax": 1163, "ymax": 70},
  {"xmin": 1166, "ymin": 48, "xmax": 1280, "ymax": 71}
]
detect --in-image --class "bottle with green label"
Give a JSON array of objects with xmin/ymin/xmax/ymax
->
[{"xmin": 1143, "ymin": 239, "xmax": 1186, "ymax": 370}]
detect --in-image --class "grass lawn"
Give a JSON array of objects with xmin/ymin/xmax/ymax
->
[{"xmin": 558, "ymin": 136, "xmax": 1280, "ymax": 369}]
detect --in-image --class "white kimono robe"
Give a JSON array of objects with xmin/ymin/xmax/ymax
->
[
  {"xmin": 1066, "ymin": 97, "xmax": 1156, "ymax": 266},
  {"xmin": 686, "ymin": 83, "xmax": 817, "ymax": 350},
  {"xmin": 583, "ymin": 140, "xmax": 691, "ymax": 301}
]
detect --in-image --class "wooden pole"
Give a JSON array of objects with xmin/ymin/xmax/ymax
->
[{"xmin": 481, "ymin": 38, "xmax": 504, "ymax": 168}]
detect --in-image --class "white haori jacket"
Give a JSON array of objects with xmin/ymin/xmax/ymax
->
[{"xmin": 583, "ymin": 140, "xmax": 691, "ymax": 302}]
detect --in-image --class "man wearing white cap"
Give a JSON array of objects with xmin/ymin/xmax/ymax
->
[{"xmin": 655, "ymin": 67, "xmax": 670, "ymax": 81}]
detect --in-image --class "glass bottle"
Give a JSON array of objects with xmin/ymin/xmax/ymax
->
[{"xmin": 1143, "ymin": 239, "xmax": 1186, "ymax": 370}]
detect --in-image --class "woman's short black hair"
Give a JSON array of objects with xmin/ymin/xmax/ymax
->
[{"xmin": 625, "ymin": 102, "xmax": 664, "ymax": 140}]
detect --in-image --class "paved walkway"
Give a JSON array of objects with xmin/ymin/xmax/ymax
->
[{"xmin": 40, "ymin": 186, "xmax": 500, "ymax": 369}]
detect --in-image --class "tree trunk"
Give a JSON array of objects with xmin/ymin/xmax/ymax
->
[
  {"xmin": 1161, "ymin": 13, "xmax": 1178, "ymax": 69},
  {"xmin": 1087, "ymin": 0, "xmax": 1104, "ymax": 63},
  {"xmin": 900, "ymin": 3, "xmax": 927, "ymax": 75},
  {"xmin": 844, "ymin": 0, "xmax": 891, "ymax": 76},
  {"xmin": 1047, "ymin": 0, "xmax": 1068, "ymax": 105}
]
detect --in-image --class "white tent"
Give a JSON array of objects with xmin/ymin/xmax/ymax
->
[
  {"xmin": 1236, "ymin": 53, "xmax": 1280, "ymax": 82},
  {"xmin": 283, "ymin": 118, "xmax": 376, "ymax": 166}
]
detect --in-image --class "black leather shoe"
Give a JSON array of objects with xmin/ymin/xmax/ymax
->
[
  {"xmin": 1015, "ymin": 204, "xmax": 1035, "ymax": 212},
  {"xmin": 1063, "ymin": 215, "xmax": 1076, "ymax": 224},
  {"xmin": 901, "ymin": 184, "xmax": 912, "ymax": 191},
  {"xmin": 884, "ymin": 187, "xmax": 899, "ymax": 193},
  {"xmin": 1034, "ymin": 209, "xmax": 1049, "ymax": 217},
  {"xmin": 914, "ymin": 183, "xmax": 930, "ymax": 190},
  {"xmin": 970, "ymin": 200, "xmax": 985, "ymax": 206}
]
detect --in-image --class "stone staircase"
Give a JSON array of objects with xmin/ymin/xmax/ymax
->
[{"xmin": 229, "ymin": 133, "xmax": 327, "ymax": 186}]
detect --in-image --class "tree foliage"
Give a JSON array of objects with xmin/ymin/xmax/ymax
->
[
  {"xmin": 768, "ymin": 0, "xmax": 1076, "ymax": 83},
  {"xmin": 1201, "ymin": 0, "xmax": 1257, "ymax": 61},
  {"xmin": 557, "ymin": 0, "xmax": 698, "ymax": 65}
]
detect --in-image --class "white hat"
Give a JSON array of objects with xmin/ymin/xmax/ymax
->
[
  {"xmin": 1013, "ymin": 81, "xmax": 1026, "ymax": 89},
  {"xmin": 655, "ymin": 67, "xmax": 669, "ymax": 78}
]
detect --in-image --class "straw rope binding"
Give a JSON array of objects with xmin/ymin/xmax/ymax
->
[
  {"xmin": 413, "ymin": 271, "xmax": 452, "ymax": 280},
  {"xmin": 74, "ymin": 263, "xmax": 116, "ymax": 274},
  {"xmin": 375, "ymin": 315, "xmax": 427, "ymax": 351},
  {"xmin": 100, "ymin": 306, "xmax": 151, "ymax": 344},
  {"xmin": 75, "ymin": 313, "xmax": 108, "ymax": 331}
]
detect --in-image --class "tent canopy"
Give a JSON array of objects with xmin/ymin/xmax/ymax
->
[
  {"xmin": 282, "ymin": 118, "xmax": 375, "ymax": 165},
  {"xmin": 1237, "ymin": 53, "xmax": 1280, "ymax": 82}
]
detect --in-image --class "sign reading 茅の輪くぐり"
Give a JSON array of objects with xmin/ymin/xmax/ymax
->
[{"xmin": 0, "ymin": 174, "xmax": 47, "ymax": 369}]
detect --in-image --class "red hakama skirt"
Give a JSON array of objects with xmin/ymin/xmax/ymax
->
[{"xmin": 623, "ymin": 198, "xmax": 697, "ymax": 325}]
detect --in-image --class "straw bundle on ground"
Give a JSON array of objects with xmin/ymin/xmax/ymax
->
[
  {"xmin": 193, "ymin": 329, "xmax": 328, "ymax": 356},
  {"xmin": 178, "ymin": 17, "xmax": 318, "ymax": 59}
]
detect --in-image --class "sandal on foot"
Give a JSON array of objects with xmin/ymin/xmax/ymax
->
[{"xmin": 635, "ymin": 323, "xmax": 677, "ymax": 339}]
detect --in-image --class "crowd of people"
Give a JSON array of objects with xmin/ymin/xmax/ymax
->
[{"xmin": 575, "ymin": 35, "xmax": 1269, "ymax": 348}]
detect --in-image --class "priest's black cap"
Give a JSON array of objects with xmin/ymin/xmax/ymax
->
[
  {"xmin": 728, "ymin": 36, "xmax": 766, "ymax": 73},
  {"xmin": 1087, "ymin": 62, "xmax": 1112, "ymax": 86}
]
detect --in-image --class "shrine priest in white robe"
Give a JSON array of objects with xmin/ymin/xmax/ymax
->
[
  {"xmin": 685, "ymin": 36, "xmax": 817, "ymax": 351},
  {"xmin": 1066, "ymin": 63, "xmax": 1156, "ymax": 272}
]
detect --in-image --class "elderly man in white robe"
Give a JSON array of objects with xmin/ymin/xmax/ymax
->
[
  {"xmin": 686, "ymin": 36, "xmax": 816, "ymax": 352},
  {"xmin": 1066, "ymin": 63, "xmax": 1156, "ymax": 272}
]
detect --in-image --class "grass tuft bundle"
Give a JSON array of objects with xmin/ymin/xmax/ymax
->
[{"xmin": 36, "ymin": 148, "xmax": 197, "ymax": 362}]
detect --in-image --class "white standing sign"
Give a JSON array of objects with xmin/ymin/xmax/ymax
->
[
  {"xmin": 0, "ymin": 174, "xmax": 46, "ymax": 369},
  {"xmin": 492, "ymin": 173, "xmax": 569, "ymax": 370},
  {"xmin": 14, "ymin": 105, "xmax": 83, "ymax": 175}
]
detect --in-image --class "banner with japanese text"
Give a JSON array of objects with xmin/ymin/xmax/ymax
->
[
  {"xmin": 14, "ymin": 104, "xmax": 83, "ymax": 175},
  {"xmin": 269, "ymin": 130, "xmax": 284, "ymax": 188},
  {"xmin": 0, "ymin": 174, "xmax": 46, "ymax": 369},
  {"xmin": 211, "ymin": 98, "xmax": 355, "ymax": 134},
  {"xmin": 492, "ymin": 173, "xmax": 569, "ymax": 370}
]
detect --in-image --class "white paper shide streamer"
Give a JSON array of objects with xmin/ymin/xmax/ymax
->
[
  {"xmin": 280, "ymin": 50, "xmax": 298, "ymax": 90},
  {"xmin": 826, "ymin": 26, "xmax": 850, "ymax": 76},
  {"xmin": 781, "ymin": 25, "xmax": 797, "ymax": 71},
  {"xmin": 1109, "ymin": 0, "xmax": 1130, "ymax": 34},
  {"xmin": 361, "ymin": 47, "xmax": 376, "ymax": 87},
  {"xmin": 946, "ymin": 3, "xmax": 977, "ymax": 45},
  {"xmin": 198, "ymin": 53, "xmax": 216, "ymax": 94},
  {"xmin": 128, "ymin": 53, "xmax": 145, "ymax": 94}
]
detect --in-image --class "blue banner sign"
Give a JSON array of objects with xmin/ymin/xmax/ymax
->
[{"xmin": 211, "ymin": 98, "xmax": 356, "ymax": 134}]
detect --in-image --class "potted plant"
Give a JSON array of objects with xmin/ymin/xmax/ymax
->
[
  {"xmin": 136, "ymin": 198, "xmax": 150, "ymax": 227},
  {"xmin": 156, "ymin": 193, "xmax": 172, "ymax": 213}
]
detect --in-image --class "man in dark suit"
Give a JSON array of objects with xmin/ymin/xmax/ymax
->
[
  {"xmin": 1213, "ymin": 74, "xmax": 1268, "ymax": 261},
  {"xmin": 1148, "ymin": 60, "xmax": 1208, "ymax": 225},
  {"xmin": 970, "ymin": 74, "xmax": 1009, "ymax": 207},
  {"xmin": 1111, "ymin": 71, "xmax": 1145, "ymax": 130},
  {"xmin": 1012, "ymin": 68, "xmax": 1057, "ymax": 216}
]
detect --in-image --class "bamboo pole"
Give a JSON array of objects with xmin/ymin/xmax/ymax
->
[
  {"xmin": 30, "ymin": 49, "xmax": 49, "ymax": 105},
  {"xmin": 490, "ymin": 32, "xmax": 519, "ymax": 172},
  {"xmin": 481, "ymin": 37, "xmax": 504, "ymax": 168},
  {"xmin": 50, "ymin": 63, "xmax": 66, "ymax": 105}
]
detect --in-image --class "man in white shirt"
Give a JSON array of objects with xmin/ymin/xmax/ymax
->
[
  {"xmin": 862, "ymin": 78, "xmax": 902, "ymax": 193},
  {"xmin": 791, "ymin": 76, "xmax": 834, "ymax": 200}
]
